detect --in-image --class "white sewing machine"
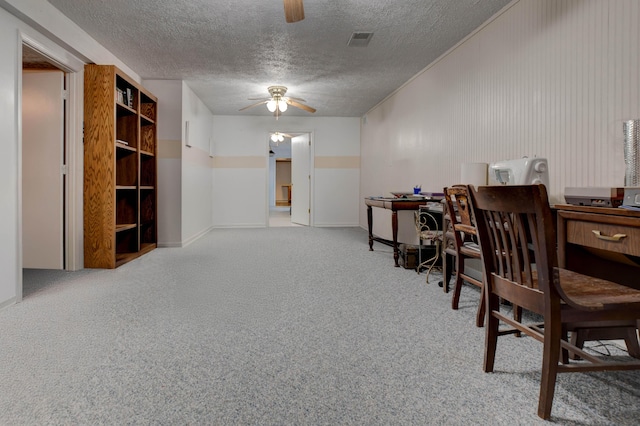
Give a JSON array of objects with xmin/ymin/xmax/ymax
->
[{"xmin": 489, "ymin": 157, "xmax": 549, "ymax": 187}]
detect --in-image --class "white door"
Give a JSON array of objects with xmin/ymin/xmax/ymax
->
[
  {"xmin": 22, "ymin": 70, "xmax": 65, "ymax": 269},
  {"xmin": 291, "ymin": 134, "xmax": 310, "ymax": 226}
]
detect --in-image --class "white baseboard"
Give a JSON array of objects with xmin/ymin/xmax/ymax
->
[
  {"xmin": 182, "ymin": 226, "xmax": 214, "ymax": 247},
  {"xmin": 0, "ymin": 296, "xmax": 17, "ymax": 311}
]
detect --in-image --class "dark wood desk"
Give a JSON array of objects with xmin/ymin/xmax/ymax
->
[
  {"xmin": 556, "ymin": 204, "xmax": 640, "ymax": 354},
  {"xmin": 556, "ymin": 204, "xmax": 640, "ymax": 290},
  {"xmin": 365, "ymin": 197, "xmax": 426, "ymax": 267}
]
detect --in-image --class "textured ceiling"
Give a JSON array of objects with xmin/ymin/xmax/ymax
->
[{"xmin": 46, "ymin": 0, "xmax": 512, "ymax": 117}]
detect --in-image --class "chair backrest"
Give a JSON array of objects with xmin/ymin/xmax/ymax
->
[
  {"xmin": 467, "ymin": 184, "xmax": 557, "ymax": 314},
  {"xmin": 443, "ymin": 186, "xmax": 478, "ymax": 255},
  {"xmin": 443, "ymin": 185, "xmax": 476, "ymax": 236}
]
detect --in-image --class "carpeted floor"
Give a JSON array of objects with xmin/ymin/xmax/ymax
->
[{"xmin": 1, "ymin": 226, "xmax": 639, "ymax": 425}]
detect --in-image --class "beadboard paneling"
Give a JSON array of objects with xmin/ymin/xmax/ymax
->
[{"xmin": 361, "ymin": 0, "xmax": 640, "ymax": 234}]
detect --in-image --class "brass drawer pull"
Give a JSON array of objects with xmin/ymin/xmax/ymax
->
[{"xmin": 592, "ymin": 230, "xmax": 627, "ymax": 242}]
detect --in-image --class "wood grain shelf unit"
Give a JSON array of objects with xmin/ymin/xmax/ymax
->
[{"xmin": 84, "ymin": 64, "xmax": 158, "ymax": 268}]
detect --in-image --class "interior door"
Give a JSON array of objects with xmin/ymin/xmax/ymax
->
[
  {"xmin": 291, "ymin": 133, "xmax": 310, "ymax": 226},
  {"xmin": 22, "ymin": 70, "xmax": 65, "ymax": 269}
]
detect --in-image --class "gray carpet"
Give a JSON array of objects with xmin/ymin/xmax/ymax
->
[{"xmin": 1, "ymin": 226, "xmax": 639, "ymax": 425}]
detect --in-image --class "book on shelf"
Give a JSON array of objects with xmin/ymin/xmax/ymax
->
[
  {"xmin": 116, "ymin": 139, "xmax": 129, "ymax": 146},
  {"xmin": 116, "ymin": 88, "xmax": 124, "ymax": 104},
  {"xmin": 126, "ymin": 88, "xmax": 133, "ymax": 108}
]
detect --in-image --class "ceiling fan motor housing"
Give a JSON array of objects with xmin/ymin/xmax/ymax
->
[{"xmin": 268, "ymin": 86, "xmax": 288, "ymax": 98}]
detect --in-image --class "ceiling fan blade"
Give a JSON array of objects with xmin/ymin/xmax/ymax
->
[
  {"xmin": 286, "ymin": 99, "xmax": 316, "ymax": 113},
  {"xmin": 286, "ymin": 96, "xmax": 307, "ymax": 102},
  {"xmin": 283, "ymin": 0, "xmax": 304, "ymax": 23},
  {"xmin": 238, "ymin": 100, "xmax": 267, "ymax": 111}
]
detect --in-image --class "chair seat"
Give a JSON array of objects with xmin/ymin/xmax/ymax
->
[{"xmin": 557, "ymin": 268, "xmax": 640, "ymax": 310}]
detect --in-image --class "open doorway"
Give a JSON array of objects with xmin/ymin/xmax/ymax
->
[
  {"xmin": 21, "ymin": 43, "xmax": 71, "ymax": 297},
  {"xmin": 267, "ymin": 131, "xmax": 312, "ymax": 227}
]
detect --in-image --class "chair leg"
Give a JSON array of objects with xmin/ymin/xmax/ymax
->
[
  {"xmin": 569, "ymin": 329, "xmax": 586, "ymax": 360},
  {"xmin": 513, "ymin": 304, "xmax": 522, "ymax": 337},
  {"xmin": 423, "ymin": 241, "xmax": 441, "ymax": 284},
  {"xmin": 483, "ymin": 294, "xmax": 500, "ymax": 373},
  {"xmin": 560, "ymin": 326, "xmax": 570, "ymax": 365},
  {"xmin": 442, "ymin": 253, "xmax": 453, "ymax": 293},
  {"xmin": 451, "ymin": 274, "xmax": 463, "ymax": 310},
  {"xmin": 451, "ymin": 255, "xmax": 465, "ymax": 310},
  {"xmin": 570, "ymin": 326, "xmax": 640, "ymax": 359},
  {"xmin": 538, "ymin": 316, "xmax": 562, "ymax": 420},
  {"xmin": 475, "ymin": 287, "xmax": 485, "ymax": 328},
  {"xmin": 623, "ymin": 328, "xmax": 640, "ymax": 359}
]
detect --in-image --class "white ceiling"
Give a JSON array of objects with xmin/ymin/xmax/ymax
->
[{"xmin": 46, "ymin": 0, "xmax": 512, "ymax": 117}]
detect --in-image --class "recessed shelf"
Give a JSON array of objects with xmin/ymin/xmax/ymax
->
[{"xmin": 115, "ymin": 223, "xmax": 136, "ymax": 232}]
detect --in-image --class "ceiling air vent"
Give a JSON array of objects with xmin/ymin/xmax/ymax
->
[{"xmin": 347, "ymin": 32, "xmax": 374, "ymax": 47}]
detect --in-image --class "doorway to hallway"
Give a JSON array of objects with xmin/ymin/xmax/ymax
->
[
  {"xmin": 267, "ymin": 131, "xmax": 312, "ymax": 227},
  {"xmin": 22, "ymin": 45, "xmax": 68, "ymax": 270}
]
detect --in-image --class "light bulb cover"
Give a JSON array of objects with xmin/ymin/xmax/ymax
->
[
  {"xmin": 271, "ymin": 134, "xmax": 278, "ymax": 142},
  {"xmin": 266, "ymin": 100, "xmax": 277, "ymax": 112},
  {"xmin": 278, "ymin": 100, "xmax": 288, "ymax": 112}
]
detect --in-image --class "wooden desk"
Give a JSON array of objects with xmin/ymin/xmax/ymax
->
[
  {"xmin": 556, "ymin": 204, "xmax": 640, "ymax": 352},
  {"xmin": 365, "ymin": 197, "xmax": 426, "ymax": 267},
  {"xmin": 556, "ymin": 204, "xmax": 640, "ymax": 290}
]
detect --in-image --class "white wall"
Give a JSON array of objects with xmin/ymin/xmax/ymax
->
[
  {"xmin": 211, "ymin": 115, "xmax": 360, "ymax": 227},
  {"xmin": 181, "ymin": 82, "xmax": 214, "ymax": 244},
  {"xmin": 361, "ymin": 0, "xmax": 640, "ymax": 241},
  {"xmin": 0, "ymin": 9, "xmax": 21, "ymax": 307},
  {"xmin": 143, "ymin": 79, "xmax": 183, "ymax": 247}
]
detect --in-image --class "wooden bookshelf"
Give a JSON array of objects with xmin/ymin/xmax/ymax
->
[{"xmin": 84, "ymin": 64, "xmax": 158, "ymax": 268}]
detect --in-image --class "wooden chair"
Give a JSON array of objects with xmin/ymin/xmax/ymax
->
[
  {"xmin": 468, "ymin": 184, "xmax": 640, "ymax": 420},
  {"xmin": 443, "ymin": 185, "xmax": 485, "ymax": 327},
  {"xmin": 414, "ymin": 205, "xmax": 443, "ymax": 283}
]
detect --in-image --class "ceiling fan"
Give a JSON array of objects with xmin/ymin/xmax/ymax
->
[
  {"xmin": 270, "ymin": 131, "xmax": 294, "ymax": 144},
  {"xmin": 239, "ymin": 86, "xmax": 316, "ymax": 119},
  {"xmin": 283, "ymin": 0, "xmax": 305, "ymax": 23}
]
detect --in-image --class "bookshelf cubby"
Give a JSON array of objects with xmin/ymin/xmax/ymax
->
[{"xmin": 84, "ymin": 64, "xmax": 158, "ymax": 268}]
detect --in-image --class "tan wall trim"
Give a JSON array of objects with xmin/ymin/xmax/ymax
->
[
  {"xmin": 314, "ymin": 156, "xmax": 360, "ymax": 169},
  {"xmin": 212, "ymin": 156, "xmax": 265, "ymax": 169},
  {"xmin": 183, "ymin": 145, "xmax": 212, "ymax": 168},
  {"xmin": 158, "ymin": 140, "xmax": 182, "ymax": 159}
]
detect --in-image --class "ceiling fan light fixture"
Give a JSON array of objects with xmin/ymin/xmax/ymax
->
[
  {"xmin": 240, "ymin": 85, "xmax": 316, "ymax": 117},
  {"xmin": 271, "ymin": 132, "xmax": 285, "ymax": 143}
]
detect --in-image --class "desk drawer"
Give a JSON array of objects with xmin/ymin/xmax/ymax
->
[{"xmin": 566, "ymin": 220, "xmax": 640, "ymax": 257}]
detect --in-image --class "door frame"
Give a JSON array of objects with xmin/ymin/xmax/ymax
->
[
  {"xmin": 265, "ymin": 130, "xmax": 314, "ymax": 227},
  {"xmin": 17, "ymin": 33, "xmax": 84, "ymax": 300}
]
